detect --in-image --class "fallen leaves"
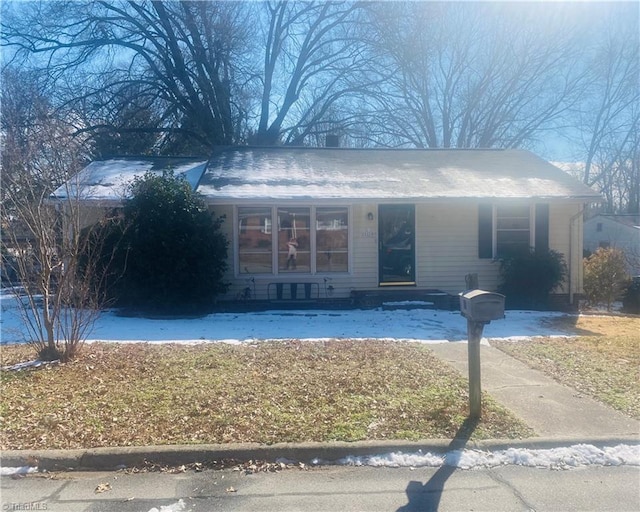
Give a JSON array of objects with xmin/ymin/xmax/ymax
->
[
  {"xmin": 1, "ymin": 339, "xmax": 533, "ymax": 450},
  {"xmin": 95, "ymin": 482, "xmax": 112, "ymax": 493}
]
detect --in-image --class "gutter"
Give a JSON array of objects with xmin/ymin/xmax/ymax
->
[{"xmin": 568, "ymin": 206, "xmax": 585, "ymax": 305}]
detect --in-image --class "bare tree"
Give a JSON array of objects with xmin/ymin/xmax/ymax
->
[
  {"xmin": 361, "ymin": 2, "xmax": 587, "ymax": 149},
  {"xmin": 1, "ymin": 68, "xmax": 110, "ymax": 361},
  {"xmin": 575, "ymin": 17, "xmax": 639, "ymax": 214},
  {"xmin": 2, "ymin": 0, "xmax": 252, "ymax": 151},
  {"xmin": 2, "ymin": 0, "xmax": 381, "ymax": 150},
  {"xmin": 251, "ymin": 0, "xmax": 374, "ymax": 146}
]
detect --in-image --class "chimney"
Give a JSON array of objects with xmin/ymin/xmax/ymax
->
[{"xmin": 325, "ymin": 134, "xmax": 340, "ymax": 148}]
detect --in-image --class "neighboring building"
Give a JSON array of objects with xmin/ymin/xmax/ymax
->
[
  {"xmin": 53, "ymin": 147, "xmax": 601, "ymax": 308},
  {"xmin": 584, "ymin": 214, "xmax": 640, "ymax": 276}
]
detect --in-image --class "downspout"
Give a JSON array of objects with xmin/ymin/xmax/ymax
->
[{"xmin": 568, "ymin": 206, "xmax": 585, "ymax": 306}]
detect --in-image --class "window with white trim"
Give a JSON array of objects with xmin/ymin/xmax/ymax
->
[
  {"xmin": 316, "ymin": 207, "xmax": 349, "ymax": 272},
  {"xmin": 479, "ymin": 203, "xmax": 548, "ymax": 259},
  {"xmin": 238, "ymin": 207, "xmax": 273, "ymax": 274},
  {"xmin": 495, "ymin": 205, "xmax": 531, "ymax": 257},
  {"xmin": 237, "ymin": 206, "xmax": 349, "ymax": 274},
  {"xmin": 278, "ymin": 207, "xmax": 310, "ymax": 273}
]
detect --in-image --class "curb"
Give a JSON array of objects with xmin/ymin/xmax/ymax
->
[{"xmin": 3, "ymin": 436, "xmax": 639, "ymax": 472}]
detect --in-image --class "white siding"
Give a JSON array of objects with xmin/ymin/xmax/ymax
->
[
  {"xmin": 416, "ymin": 203, "xmax": 497, "ymax": 294},
  {"xmin": 217, "ymin": 201, "xmax": 586, "ymax": 302}
]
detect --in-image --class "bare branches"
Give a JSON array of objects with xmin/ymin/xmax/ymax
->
[
  {"xmin": 0, "ymin": 68, "xmax": 111, "ymax": 361},
  {"xmin": 1, "ymin": 0, "xmax": 637, "ymax": 210},
  {"xmin": 252, "ymin": 0, "xmax": 371, "ymax": 145},
  {"xmin": 2, "ymin": 0, "xmax": 250, "ymax": 150},
  {"xmin": 576, "ymin": 20, "xmax": 640, "ymax": 213},
  {"xmin": 364, "ymin": 2, "xmax": 588, "ymax": 150}
]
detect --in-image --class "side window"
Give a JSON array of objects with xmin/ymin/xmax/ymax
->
[
  {"xmin": 496, "ymin": 205, "xmax": 531, "ymax": 257},
  {"xmin": 479, "ymin": 203, "xmax": 545, "ymax": 259}
]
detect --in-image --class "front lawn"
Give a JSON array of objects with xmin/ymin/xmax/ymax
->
[
  {"xmin": 491, "ymin": 314, "xmax": 640, "ymax": 419},
  {"xmin": 0, "ymin": 340, "xmax": 532, "ymax": 450}
]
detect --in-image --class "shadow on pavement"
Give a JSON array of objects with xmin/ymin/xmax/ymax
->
[{"xmin": 396, "ymin": 417, "xmax": 478, "ymax": 512}]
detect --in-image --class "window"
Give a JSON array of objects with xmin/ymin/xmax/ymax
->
[
  {"xmin": 596, "ymin": 222, "xmax": 603, "ymax": 232},
  {"xmin": 316, "ymin": 207, "xmax": 348, "ymax": 272},
  {"xmin": 238, "ymin": 207, "xmax": 272, "ymax": 274},
  {"xmin": 478, "ymin": 203, "xmax": 548, "ymax": 259},
  {"xmin": 496, "ymin": 205, "xmax": 531, "ymax": 257},
  {"xmin": 238, "ymin": 206, "xmax": 349, "ymax": 274},
  {"xmin": 278, "ymin": 208, "xmax": 310, "ymax": 273}
]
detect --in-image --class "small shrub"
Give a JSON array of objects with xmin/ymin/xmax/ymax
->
[
  {"xmin": 622, "ymin": 277, "xmax": 640, "ymax": 314},
  {"xmin": 583, "ymin": 248, "xmax": 628, "ymax": 310},
  {"xmin": 498, "ymin": 248, "xmax": 567, "ymax": 310}
]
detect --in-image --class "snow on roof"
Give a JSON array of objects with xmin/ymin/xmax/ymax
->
[
  {"xmin": 51, "ymin": 157, "xmax": 208, "ymax": 202},
  {"xmin": 53, "ymin": 148, "xmax": 601, "ymax": 204},
  {"xmin": 197, "ymin": 147, "xmax": 601, "ymax": 201}
]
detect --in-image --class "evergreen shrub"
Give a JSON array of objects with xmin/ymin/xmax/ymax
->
[
  {"xmin": 498, "ymin": 248, "xmax": 567, "ymax": 310},
  {"xmin": 107, "ymin": 171, "xmax": 228, "ymax": 314}
]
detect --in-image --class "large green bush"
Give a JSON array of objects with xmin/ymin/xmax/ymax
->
[
  {"xmin": 583, "ymin": 247, "xmax": 629, "ymax": 311},
  {"xmin": 498, "ymin": 248, "xmax": 567, "ymax": 310},
  {"xmin": 114, "ymin": 171, "xmax": 228, "ymax": 314}
]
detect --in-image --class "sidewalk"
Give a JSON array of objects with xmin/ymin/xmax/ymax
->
[
  {"xmin": 2, "ymin": 342, "xmax": 638, "ymax": 472},
  {"xmin": 428, "ymin": 341, "xmax": 640, "ymax": 439}
]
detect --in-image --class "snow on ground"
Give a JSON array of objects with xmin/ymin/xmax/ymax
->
[
  {"xmin": 330, "ymin": 443, "xmax": 640, "ymax": 469},
  {"xmin": 0, "ymin": 291, "xmax": 574, "ymax": 345},
  {"xmin": 147, "ymin": 500, "xmax": 187, "ymax": 512},
  {"xmin": 0, "ymin": 465, "xmax": 39, "ymax": 476},
  {"xmin": 1, "ymin": 444, "xmax": 638, "ymax": 479},
  {"xmin": 5, "ymin": 290, "xmax": 635, "ymax": 474}
]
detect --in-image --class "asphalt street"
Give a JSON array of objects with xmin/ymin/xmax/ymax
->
[{"xmin": 2, "ymin": 464, "xmax": 639, "ymax": 512}]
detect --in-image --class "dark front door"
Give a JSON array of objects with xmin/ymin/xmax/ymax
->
[{"xmin": 379, "ymin": 204, "xmax": 415, "ymax": 285}]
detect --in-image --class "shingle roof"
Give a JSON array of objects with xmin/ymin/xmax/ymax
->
[
  {"xmin": 53, "ymin": 148, "xmax": 601, "ymax": 203},
  {"xmin": 51, "ymin": 157, "xmax": 208, "ymax": 201},
  {"xmin": 198, "ymin": 147, "xmax": 601, "ymax": 201}
]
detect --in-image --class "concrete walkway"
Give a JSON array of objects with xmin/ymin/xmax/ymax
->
[{"xmin": 428, "ymin": 341, "xmax": 640, "ymax": 439}]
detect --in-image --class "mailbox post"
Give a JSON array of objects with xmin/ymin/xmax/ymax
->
[{"xmin": 459, "ymin": 290, "xmax": 505, "ymax": 419}]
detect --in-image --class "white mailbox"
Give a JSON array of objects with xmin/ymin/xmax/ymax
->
[{"xmin": 460, "ymin": 290, "xmax": 505, "ymax": 323}]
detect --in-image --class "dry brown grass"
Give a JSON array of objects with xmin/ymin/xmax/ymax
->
[
  {"xmin": 0, "ymin": 340, "xmax": 533, "ymax": 450},
  {"xmin": 492, "ymin": 314, "xmax": 640, "ymax": 419}
]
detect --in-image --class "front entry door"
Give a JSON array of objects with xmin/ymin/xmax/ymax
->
[{"xmin": 379, "ymin": 204, "xmax": 415, "ymax": 285}]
